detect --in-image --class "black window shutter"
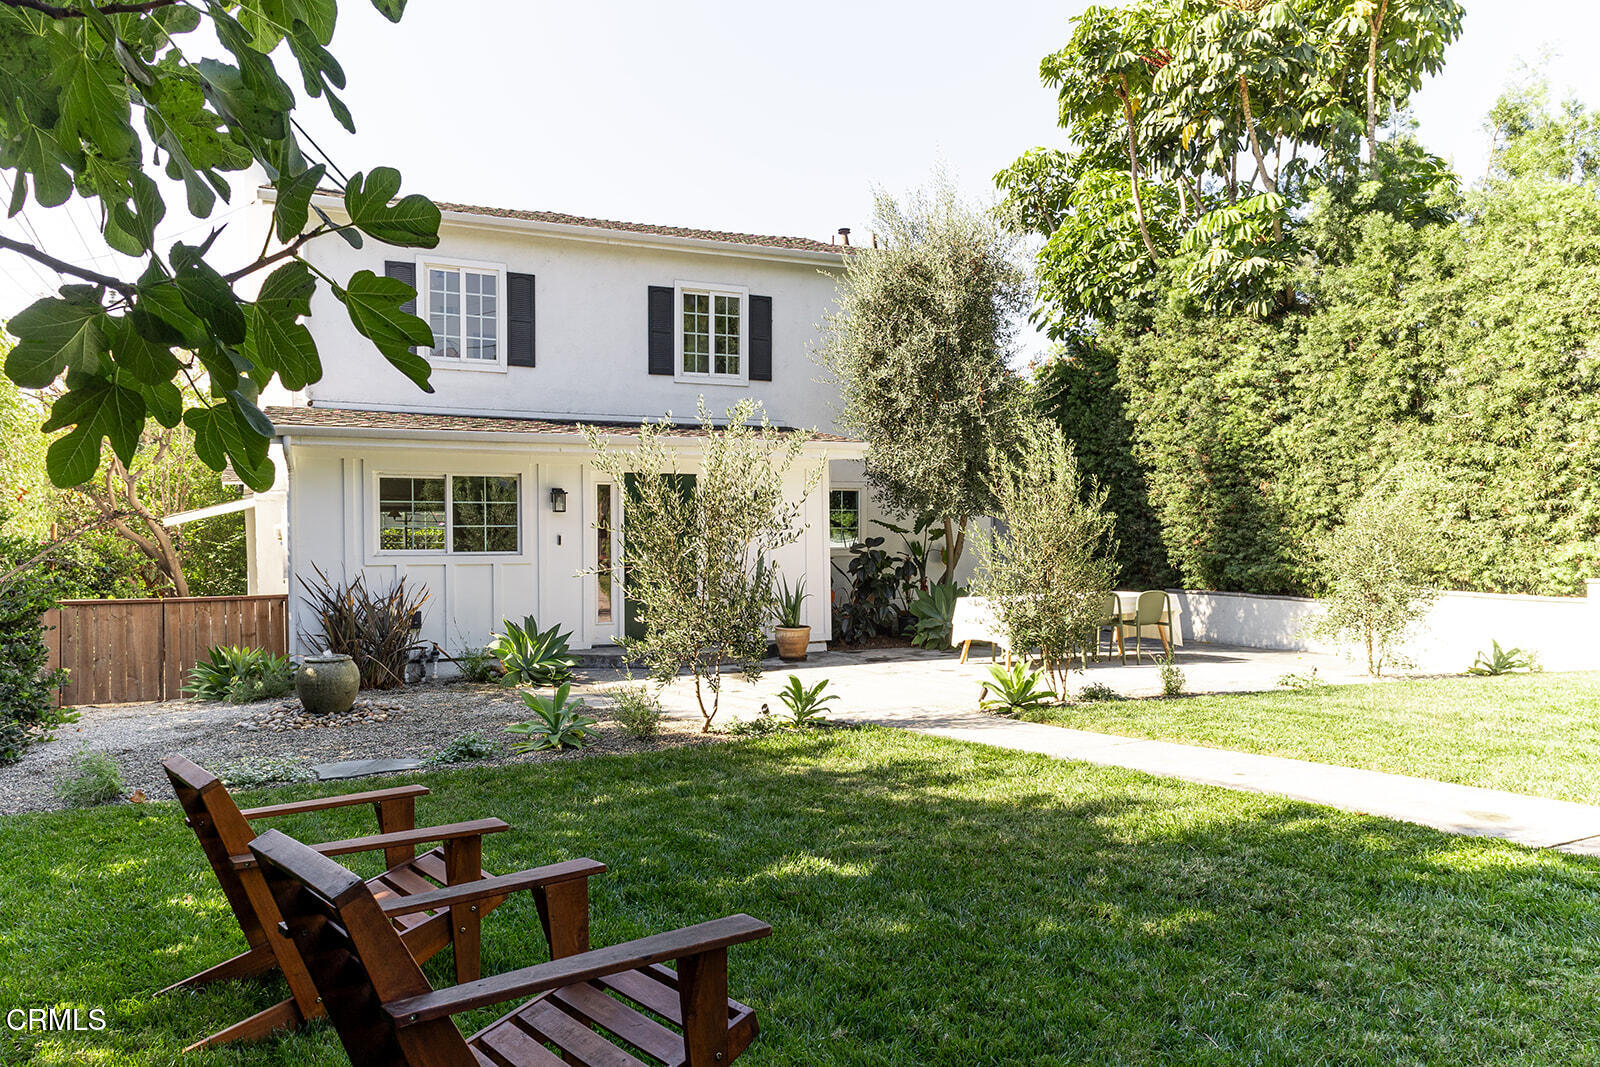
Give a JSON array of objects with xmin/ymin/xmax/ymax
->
[
  {"xmin": 507, "ymin": 272, "xmax": 536, "ymax": 367},
  {"xmin": 385, "ymin": 261, "xmax": 417, "ymax": 315},
  {"xmin": 648, "ymin": 285, "xmax": 674, "ymax": 375},
  {"xmin": 386, "ymin": 261, "xmax": 419, "ymax": 355},
  {"xmin": 749, "ymin": 294, "xmax": 772, "ymax": 381}
]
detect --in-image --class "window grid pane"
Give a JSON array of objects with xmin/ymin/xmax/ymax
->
[
  {"xmin": 464, "ymin": 270, "xmax": 498, "ymax": 361},
  {"xmin": 682, "ymin": 292, "xmax": 710, "ymax": 374},
  {"xmin": 429, "ymin": 268, "xmax": 462, "ymax": 360},
  {"xmin": 713, "ymin": 293, "xmax": 740, "ymax": 375},
  {"xmin": 379, "ymin": 476, "xmax": 447, "ymax": 551},
  {"xmin": 828, "ymin": 489, "xmax": 860, "ymax": 546},
  {"xmin": 450, "ymin": 476, "xmax": 519, "ymax": 553}
]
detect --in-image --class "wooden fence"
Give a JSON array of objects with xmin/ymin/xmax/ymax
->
[{"xmin": 42, "ymin": 595, "xmax": 289, "ymax": 706}]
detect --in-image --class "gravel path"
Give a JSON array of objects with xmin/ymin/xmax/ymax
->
[{"xmin": 0, "ymin": 671, "xmax": 716, "ymax": 815}]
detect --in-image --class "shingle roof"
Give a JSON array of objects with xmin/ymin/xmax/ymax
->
[
  {"xmin": 432, "ymin": 199, "xmax": 854, "ymax": 256},
  {"xmin": 265, "ymin": 406, "xmax": 856, "ymax": 443}
]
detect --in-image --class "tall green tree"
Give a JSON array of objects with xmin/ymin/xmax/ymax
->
[
  {"xmin": 997, "ymin": 0, "xmax": 1464, "ymax": 332},
  {"xmin": 0, "ymin": 0, "xmax": 440, "ymax": 492},
  {"xmin": 819, "ymin": 179, "xmax": 1030, "ymax": 580}
]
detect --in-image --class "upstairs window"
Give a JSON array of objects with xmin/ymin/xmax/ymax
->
[
  {"xmin": 677, "ymin": 284, "xmax": 746, "ymax": 382},
  {"xmin": 421, "ymin": 261, "xmax": 504, "ymax": 366}
]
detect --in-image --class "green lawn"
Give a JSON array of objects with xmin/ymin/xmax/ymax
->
[
  {"xmin": 1021, "ymin": 672, "xmax": 1600, "ymax": 803},
  {"xmin": 5, "ymin": 728, "xmax": 1600, "ymax": 1065}
]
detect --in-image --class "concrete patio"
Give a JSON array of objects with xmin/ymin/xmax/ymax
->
[{"xmin": 638, "ymin": 643, "xmax": 1600, "ymax": 857}]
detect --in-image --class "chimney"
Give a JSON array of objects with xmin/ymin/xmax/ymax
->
[{"xmin": 837, "ymin": 227, "xmax": 851, "ymax": 246}]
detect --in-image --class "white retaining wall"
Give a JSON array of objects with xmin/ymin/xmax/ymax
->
[{"xmin": 1170, "ymin": 580, "xmax": 1600, "ymax": 673}]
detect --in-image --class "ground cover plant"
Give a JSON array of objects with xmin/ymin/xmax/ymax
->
[
  {"xmin": 6, "ymin": 729, "xmax": 1600, "ymax": 1064},
  {"xmin": 1022, "ymin": 672, "xmax": 1600, "ymax": 804}
]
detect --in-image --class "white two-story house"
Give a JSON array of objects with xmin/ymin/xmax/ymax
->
[{"xmin": 248, "ymin": 191, "xmax": 921, "ymax": 655}]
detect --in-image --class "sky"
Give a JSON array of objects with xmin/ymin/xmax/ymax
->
[{"xmin": 1, "ymin": 0, "xmax": 1597, "ymax": 342}]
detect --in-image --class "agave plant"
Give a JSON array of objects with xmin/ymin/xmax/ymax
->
[
  {"xmin": 774, "ymin": 575, "xmax": 807, "ymax": 628},
  {"xmin": 978, "ymin": 661, "xmax": 1058, "ymax": 716},
  {"xmin": 908, "ymin": 581, "xmax": 965, "ymax": 649},
  {"xmin": 489, "ymin": 616, "xmax": 578, "ymax": 686},
  {"xmin": 506, "ymin": 683, "xmax": 598, "ymax": 751},
  {"xmin": 1467, "ymin": 639, "xmax": 1537, "ymax": 676},
  {"xmin": 774, "ymin": 676, "xmax": 838, "ymax": 728},
  {"xmin": 184, "ymin": 646, "xmax": 294, "ymax": 704}
]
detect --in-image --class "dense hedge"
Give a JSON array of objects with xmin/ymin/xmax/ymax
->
[
  {"xmin": 0, "ymin": 574, "xmax": 68, "ymax": 764},
  {"xmin": 1041, "ymin": 177, "xmax": 1600, "ymax": 597}
]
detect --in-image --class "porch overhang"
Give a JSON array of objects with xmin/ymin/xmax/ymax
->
[{"xmin": 265, "ymin": 406, "xmax": 868, "ymax": 458}]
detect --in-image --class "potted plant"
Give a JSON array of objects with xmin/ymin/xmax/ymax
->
[{"xmin": 774, "ymin": 575, "xmax": 811, "ymax": 661}]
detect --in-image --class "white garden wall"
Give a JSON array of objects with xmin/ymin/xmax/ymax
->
[{"xmin": 1170, "ymin": 582, "xmax": 1600, "ymax": 673}]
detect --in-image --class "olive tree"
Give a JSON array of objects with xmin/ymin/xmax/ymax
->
[
  {"xmin": 973, "ymin": 422, "xmax": 1118, "ymax": 696},
  {"xmin": 585, "ymin": 400, "xmax": 817, "ymax": 731},
  {"xmin": 0, "ymin": 0, "xmax": 439, "ymax": 493},
  {"xmin": 1312, "ymin": 464, "xmax": 1443, "ymax": 676},
  {"xmin": 819, "ymin": 178, "xmax": 1030, "ymax": 582}
]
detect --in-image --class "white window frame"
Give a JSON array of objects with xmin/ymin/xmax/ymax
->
[
  {"xmin": 414, "ymin": 256, "xmax": 508, "ymax": 373},
  {"xmin": 828, "ymin": 486, "xmax": 863, "ymax": 548},
  {"xmin": 673, "ymin": 280, "xmax": 749, "ymax": 386},
  {"xmin": 371, "ymin": 471, "xmax": 523, "ymax": 557}
]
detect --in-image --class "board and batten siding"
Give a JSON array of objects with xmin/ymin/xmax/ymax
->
[{"xmin": 285, "ymin": 439, "xmax": 833, "ymax": 654}]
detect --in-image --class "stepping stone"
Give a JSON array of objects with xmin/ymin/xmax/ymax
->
[{"xmin": 312, "ymin": 757, "xmax": 426, "ymax": 781}]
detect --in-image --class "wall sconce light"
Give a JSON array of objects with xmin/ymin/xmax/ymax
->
[{"xmin": 549, "ymin": 487, "xmax": 568, "ymax": 513}]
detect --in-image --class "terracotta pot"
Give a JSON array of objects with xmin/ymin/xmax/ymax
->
[
  {"xmin": 775, "ymin": 626, "xmax": 811, "ymax": 662},
  {"xmin": 295, "ymin": 653, "xmax": 360, "ymax": 715}
]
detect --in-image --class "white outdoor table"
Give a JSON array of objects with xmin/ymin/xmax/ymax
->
[{"xmin": 950, "ymin": 592, "xmax": 1183, "ymax": 660}]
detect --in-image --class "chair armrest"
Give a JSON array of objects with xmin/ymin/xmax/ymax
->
[
  {"xmin": 387, "ymin": 914, "xmax": 772, "ymax": 1027},
  {"xmin": 379, "ymin": 859, "xmax": 606, "ymax": 918},
  {"xmin": 239, "ymin": 784, "xmax": 430, "ymax": 820},
  {"xmin": 230, "ymin": 818, "xmax": 509, "ymax": 869}
]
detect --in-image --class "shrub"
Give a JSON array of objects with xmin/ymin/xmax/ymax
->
[
  {"xmin": 0, "ymin": 573, "xmax": 71, "ymax": 765},
  {"xmin": 833, "ymin": 537, "xmax": 908, "ymax": 645},
  {"xmin": 1467, "ymin": 640, "xmax": 1538, "ymax": 676},
  {"xmin": 721, "ymin": 707, "xmax": 785, "ymax": 737},
  {"xmin": 1159, "ymin": 655, "xmax": 1186, "ymax": 697},
  {"xmin": 489, "ymin": 617, "xmax": 576, "ymax": 687},
  {"xmin": 429, "ymin": 732, "xmax": 501, "ymax": 765},
  {"xmin": 1311, "ymin": 465, "xmax": 1444, "ymax": 676},
  {"xmin": 1275, "ymin": 668, "xmax": 1324, "ymax": 690},
  {"xmin": 454, "ymin": 645, "xmax": 502, "ymax": 683},
  {"xmin": 301, "ymin": 565, "xmax": 429, "ymax": 689},
  {"xmin": 587, "ymin": 399, "xmax": 815, "ymax": 730},
  {"xmin": 54, "ymin": 751, "xmax": 123, "ymax": 807},
  {"xmin": 185, "ymin": 646, "xmax": 294, "ymax": 703},
  {"xmin": 908, "ymin": 582, "xmax": 965, "ymax": 650},
  {"xmin": 774, "ymin": 676, "xmax": 839, "ymax": 728},
  {"xmin": 609, "ymin": 684, "xmax": 664, "ymax": 740},
  {"xmin": 212, "ymin": 756, "xmax": 315, "ymax": 788},
  {"xmin": 507, "ymin": 683, "xmax": 598, "ymax": 752},
  {"xmin": 979, "ymin": 662, "xmax": 1057, "ymax": 716},
  {"xmin": 974, "ymin": 422, "xmax": 1118, "ymax": 693},
  {"xmin": 1077, "ymin": 681, "xmax": 1122, "ymax": 703}
]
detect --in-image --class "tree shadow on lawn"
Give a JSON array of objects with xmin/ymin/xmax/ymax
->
[{"xmin": 5, "ymin": 728, "xmax": 1600, "ymax": 1065}]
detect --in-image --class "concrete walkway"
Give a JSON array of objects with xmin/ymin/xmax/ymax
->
[{"xmin": 638, "ymin": 645, "xmax": 1600, "ymax": 856}]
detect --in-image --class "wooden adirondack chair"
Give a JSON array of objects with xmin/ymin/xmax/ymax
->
[
  {"xmin": 250, "ymin": 826, "xmax": 773, "ymax": 1067},
  {"xmin": 160, "ymin": 755, "xmax": 596, "ymax": 1052}
]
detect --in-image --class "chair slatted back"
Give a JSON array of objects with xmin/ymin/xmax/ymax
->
[
  {"xmin": 251, "ymin": 829, "xmax": 475, "ymax": 1067},
  {"xmin": 163, "ymin": 756, "xmax": 273, "ymax": 947}
]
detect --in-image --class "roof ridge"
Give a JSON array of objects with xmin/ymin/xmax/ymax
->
[{"xmin": 299, "ymin": 187, "xmax": 853, "ymax": 256}]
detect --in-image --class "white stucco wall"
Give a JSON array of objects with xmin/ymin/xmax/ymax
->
[
  {"xmin": 1171, "ymin": 584, "xmax": 1600, "ymax": 673},
  {"xmin": 297, "ymin": 206, "xmax": 851, "ymax": 434},
  {"xmin": 282, "ymin": 435, "xmax": 834, "ymax": 654}
]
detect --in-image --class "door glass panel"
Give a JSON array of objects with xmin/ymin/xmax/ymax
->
[{"xmin": 597, "ymin": 483, "xmax": 613, "ymax": 623}]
